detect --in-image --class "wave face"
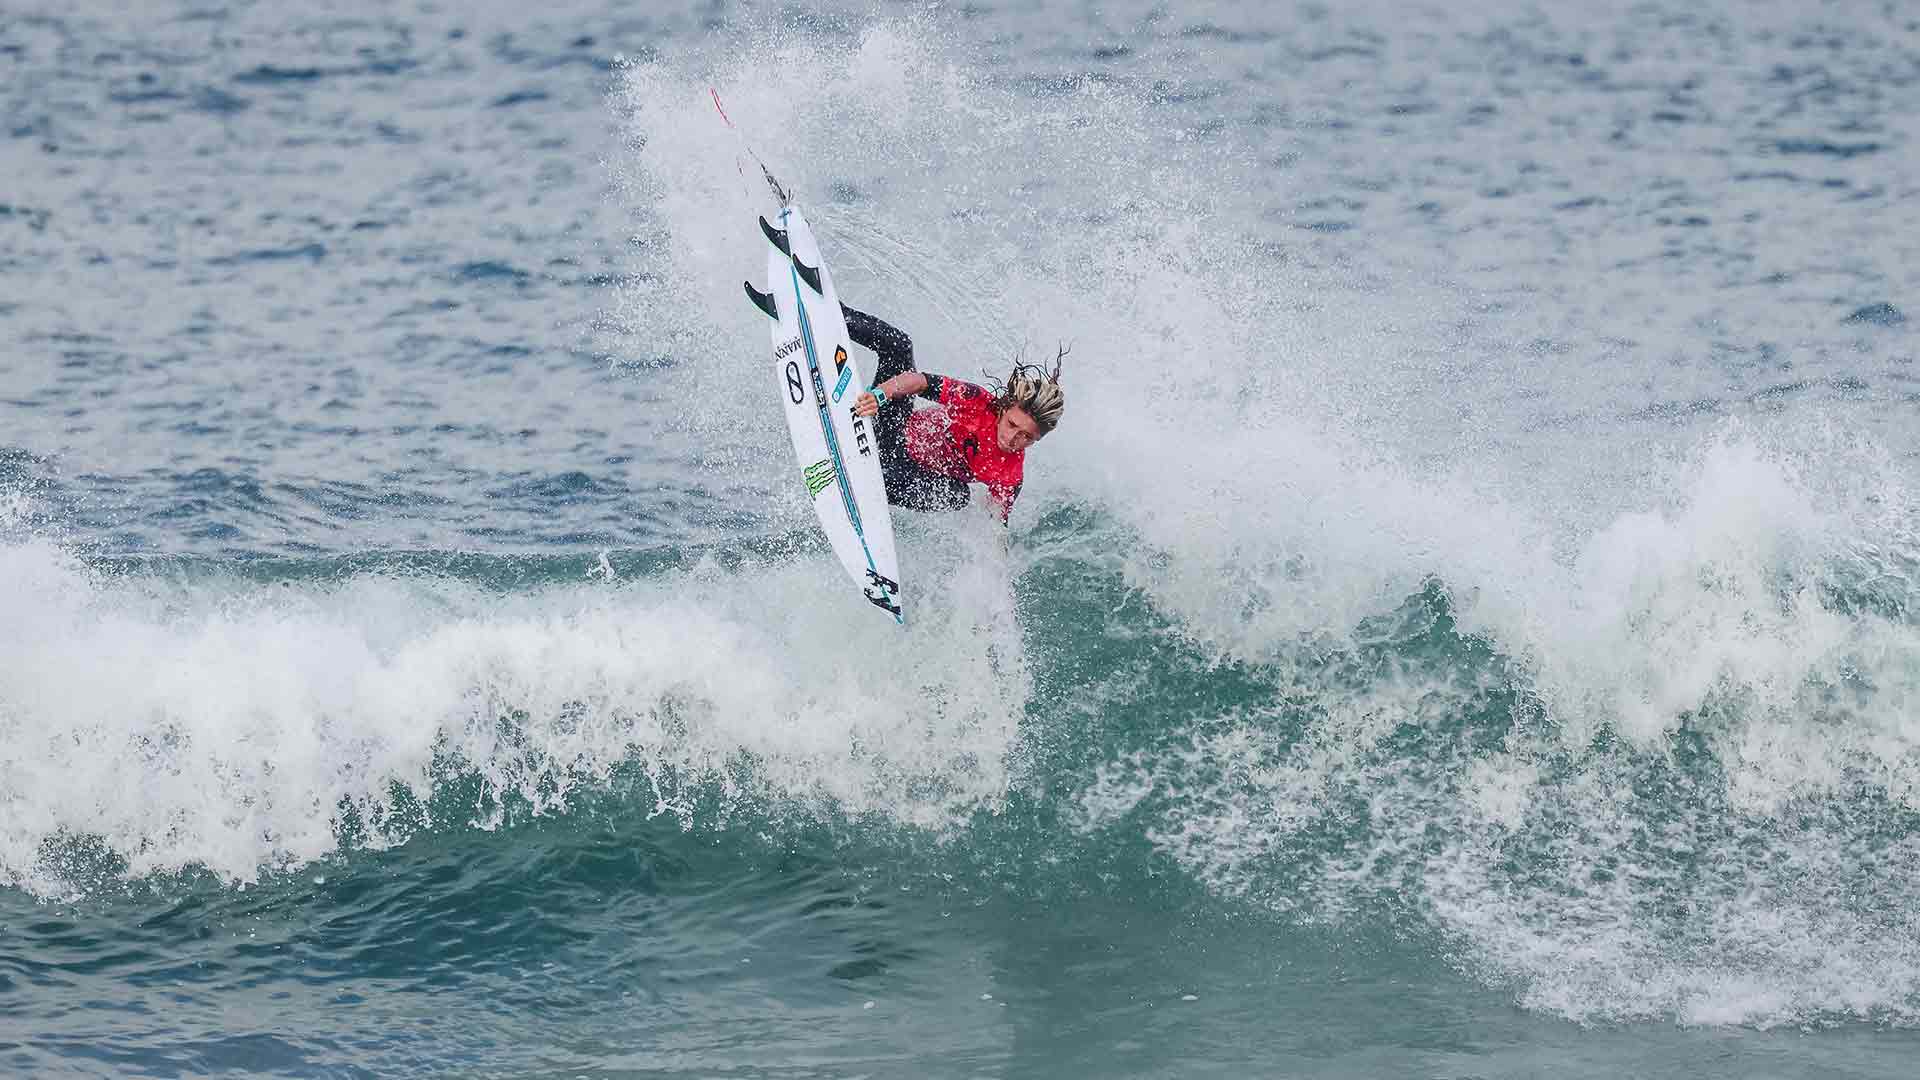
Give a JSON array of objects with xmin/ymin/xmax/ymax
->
[{"xmin": 4, "ymin": 0, "xmax": 1920, "ymax": 1075}]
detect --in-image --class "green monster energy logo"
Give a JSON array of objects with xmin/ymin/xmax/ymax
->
[{"xmin": 803, "ymin": 459, "xmax": 836, "ymax": 498}]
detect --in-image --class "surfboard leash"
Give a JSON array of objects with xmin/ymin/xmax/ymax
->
[{"xmin": 710, "ymin": 88, "xmax": 790, "ymax": 207}]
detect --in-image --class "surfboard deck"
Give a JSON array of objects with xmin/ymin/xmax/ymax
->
[{"xmin": 752, "ymin": 205, "xmax": 902, "ymax": 623}]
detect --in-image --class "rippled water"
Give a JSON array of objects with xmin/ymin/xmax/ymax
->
[{"xmin": 4, "ymin": 0, "xmax": 1920, "ymax": 1076}]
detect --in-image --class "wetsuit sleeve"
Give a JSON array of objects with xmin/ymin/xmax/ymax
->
[{"xmin": 841, "ymin": 305, "xmax": 914, "ymax": 385}]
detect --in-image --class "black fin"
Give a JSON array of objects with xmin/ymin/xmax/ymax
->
[
  {"xmin": 794, "ymin": 257, "xmax": 823, "ymax": 294},
  {"xmin": 759, "ymin": 216, "xmax": 789, "ymax": 255},
  {"xmin": 743, "ymin": 281, "xmax": 777, "ymax": 320}
]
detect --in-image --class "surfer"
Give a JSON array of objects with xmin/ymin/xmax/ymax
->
[{"xmin": 844, "ymin": 306, "xmax": 1064, "ymax": 523}]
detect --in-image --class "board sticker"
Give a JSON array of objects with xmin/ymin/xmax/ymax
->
[{"xmin": 803, "ymin": 459, "xmax": 836, "ymax": 498}]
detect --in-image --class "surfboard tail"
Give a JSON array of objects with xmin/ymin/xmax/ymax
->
[
  {"xmin": 793, "ymin": 257, "xmax": 823, "ymax": 295},
  {"xmin": 759, "ymin": 216, "xmax": 790, "ymax": 255},
  {"xmin": 763, "ymin": 213, "xmax": 822, "ymax": 294}
]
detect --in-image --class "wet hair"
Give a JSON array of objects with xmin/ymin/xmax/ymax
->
[{"xmin": 989, "ymin": 345, "xmax": 1067, "ymax": 434}]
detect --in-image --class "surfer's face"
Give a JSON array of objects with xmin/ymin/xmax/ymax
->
[{"xmin": 998, "ymin": 406, "xmax": 1043, "ymax": 453}]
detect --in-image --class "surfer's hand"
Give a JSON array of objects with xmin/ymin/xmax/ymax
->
[{"xmin": 854, "ymin": 391, "xmax": 881, "ymax": 417}]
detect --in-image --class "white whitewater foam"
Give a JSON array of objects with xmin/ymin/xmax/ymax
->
[{"xmin": 0, "ymin": 518, "xmax": 1026, "ymax": 897}]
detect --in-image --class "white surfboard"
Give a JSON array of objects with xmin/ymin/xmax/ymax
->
[{"xmin": 744, "ymin": 204, "xmax": 902, "ymax": 623}]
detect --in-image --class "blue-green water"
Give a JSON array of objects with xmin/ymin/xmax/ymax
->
[{"xmin": 5, "ymin": 1, "xmax": 1920, "ymax": 1075}]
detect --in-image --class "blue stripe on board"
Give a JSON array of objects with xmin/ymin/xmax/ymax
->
[{"xmin": 781, "ymin": 208, "xmax": 897, "ymax": 622}]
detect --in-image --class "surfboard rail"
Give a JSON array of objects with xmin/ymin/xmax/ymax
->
[{"xmin": 756, "ymin": 205, "xmax": 902, "ymax": 624}]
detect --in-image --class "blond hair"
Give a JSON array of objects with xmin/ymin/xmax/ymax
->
[{"xmin": 994, "ymin": 346, "xmax": 1067, "ymax": 434}]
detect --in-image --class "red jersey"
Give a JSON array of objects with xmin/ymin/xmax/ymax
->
[{"xmin": 904, "ymin": 378, "xmax": 1024, "ymax": 519}]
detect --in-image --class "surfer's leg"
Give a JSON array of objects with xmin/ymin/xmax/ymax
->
[
  {"xmin": 872, "ymin": 406, "xmax": 914, "ymax": 505},
  {"xmin": 884, "ymin": 460, "xmax": 971, "ymax": 512},
  {"xmin": 845, "ymin": 304, "xmax": 915, "ymax": 468},
  {"xmin": 843, "ymin": 306, "xmax": 914, "ymax": 384},
  {"xmin": 867, "ymin": 403, "xmax": 967, "ymax": 511},
  {"xmin": 842, "ymin": 307, "xmax": 967, "ymax": 511}
]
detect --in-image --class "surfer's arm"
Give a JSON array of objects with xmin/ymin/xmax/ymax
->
[{"xmin": 855, "ymin": 371, "xmax": 942, "ymax": 416}]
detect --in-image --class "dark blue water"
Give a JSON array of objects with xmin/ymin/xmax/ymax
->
[{"xmin": 5, "ymin": 1, "xmax": 1920, "ymax": 1075}]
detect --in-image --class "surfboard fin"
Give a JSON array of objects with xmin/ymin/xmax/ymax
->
[
  {"xmin": 743, "ymin": 281, "xmax": 777, "ymax": 320},
  {"xmin": 759, "ymin": 216, "xmax": 790, "ymax": 255},
  {"xmin": 794, "ymin": 257, "xmax": 823, "ymax": 294}
]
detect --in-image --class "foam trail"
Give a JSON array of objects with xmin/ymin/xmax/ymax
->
[{"xmin": 0, "ymin": 524, "xmax": 1026, "ymax": 897}]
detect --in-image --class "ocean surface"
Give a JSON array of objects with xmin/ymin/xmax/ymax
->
[{"xmin": 4, "ymin": 0, "xmax": 1920, "ymax": 1075}]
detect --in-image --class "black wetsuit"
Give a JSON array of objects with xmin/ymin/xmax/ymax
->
[{"xmin": 842, "ymin": 306, "xmax": 972, "ymax": 513}]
